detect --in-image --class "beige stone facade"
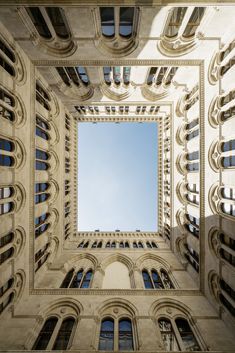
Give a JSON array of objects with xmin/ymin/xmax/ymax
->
[{"xmin": 0, "ymin": 2, "xmax": 234, "ymax": 352}]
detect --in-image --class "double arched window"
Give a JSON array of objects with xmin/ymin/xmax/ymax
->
[
  {"xmin": 61, "ymin": 268, "xmax": 93, "ymax": 288},
  {"xmin": 0, "ymin": 138, "xmax": 15, "ymax": 167},
  {"xmin": 32, "ymin": 316, "xmax": 75, "ymax": 350},
  {"xmin": 35, "ymin": 242, "xmax": 50, "ymax": 272},
  {"xmin": 36, "ymin": 82, "xmax": 51, "ymax": 111},
  {"xmin": 0, "ymin": 86, "xmax": 15, "ymax": 122},
  {"xmin": 184, "ymin": 244, "xmax": 199, "ymax": 272},
  {"xmin": 35, "ymin": 149, "xmax": 50, "ymax": 171},
  {"xmin": 158, "ymin": 317, "xmax": 201, "ymax": 351},
  {"xmin": 36, "ymin": 115, "xmax": 50, "ymax": 140},
  {"xmin": 0, "ymin": 232, "xmax": 14, "ymax": 266},
  {"xmin": 185, "ymin": 214, "xmax": 199, "ymax": 238},
  {"xmin": 35, "ymin": 183, "xmax": 50, "ymax": 204},
  {"xmin": 0, "ymin": 277, "xmax": 14, "ymax": 315},
  {"xmin": 142, "ymin": 269, "xmax": 174, "ymax": 289},
  {"xmin": 35, "ymin": 213, "xmax": 50, "ymax": 238},
  {"xmin": 0, "ymin": 186, "xmax": 14, "ymax": 216},
  {"xmin": 100, "ymin": 7, "xmax": 135, "ymax": 39},
  {"xmin": 0, "ymin": 37, "xmax": 15, "ymax": 77},
  {"xmin": 210, "ymin": 228, "xmax": 235, "ymax": 267},
  {"xmin": 99, "ymin": 317, "xmax": 133, "ymax": 351},
  {"xmin": 186, "ymin": 183, "xmax": 199, "ymax": 205}
]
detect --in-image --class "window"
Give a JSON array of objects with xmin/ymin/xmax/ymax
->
[
  {"xmin": 35, "ymin": 183, "xmax": 49, "ymax": 204},
  {"xmin": 0, "ymin": 186, "xmax": 14, "ymax": 215},
  {"xmin": 32, "ymin": 316, "xmax": 75, "ymax": 350},
  {"xmin": 182, "ymin": 7, "xmax": 205, "ymax": 38},
  {"xmin": 0, "ymin": 137, "xmax": 15, "ymax": 167},
  {"xmin": 0, "ymin": 38, "xmax": 15, "ymax": 76},
  {"xmin": 36, "ymin": 115, "xmax": 50, "ymax": 140},
  {"xmin": 35, "ymin": 149, "xmax": 49, "ymax": 171},
  {"xmin": 103, "ymin": 66, "xmax": 131, "ymax": 86},
  {"xmin": 35, "ymin": 243, "xmax": 50, "ymax": 272},
  {"xmin": 60, "ymin": 269, "xmax": 93, "ymax": 288},
  {"xmin": 185, "ymin": 214, "xmax": 199, "ymax": 238},
  {"xmin": 36, "ymin": 82, "xmax": 50, "ymax": 111},
  {"xmin": 99, "ymin": 317, "xmax": 134, "ymax": 351},
  {"xmin": 0, "ymin": 87, "xmax": 15, "ymax": 122},
  {"xmin": 35, "ymin": 213, "xmax": 50, "ymax": 238},
  {"xmin": 0, "ymin": 247, "xmax": 14, "ymax": 265},
  {"xmin": 184, "ymin": 244, "xmax": 199, "ymax": 272},
  {"xmin": 100, "ymin": 7, "xmax": 135, "ymax": 39},
  {"xmin": 0, "ymin": 283, "xmax": 14, "ymax": 314},
  {"xmin": 52, "ymin": 318, "xmax": 75, "ymax": 349},
  {"xmin": 27, "ymin": 7, "xmax": 70, "ymax": 40},
  {"xmin": 186, "ymin": 151, "xmax": 199, "ymax": 172},
  {"xmin": 186, "ymin": 183, "xmax": 199, "ymax": 205},
  {"xmin": 158, "ymin": 317, "xmax": 200, "ymax": 351},
  {"xmin": 220, "ymin": 56, "xmax": 235, "ymax": 77},
  {"xmin": 57, "ymin": 67, "xmax": 89, "ymax": 87},
  {"xmin": 219, "ymin": 233, "xmax": 235, "ymax": 267},
  {"xmin": 219, "ymin": 279, "xmax": 235, "ymax": 316},
  {"xmin": 0, "ymin": 232, "xmax": 14, "ymax": 248},
  {"xmin": 142, "ymin": 269, "xmax": 174, "ymax": 289},
  {"xmin": 165, "ymin": 7, "xmax": 187, "ymax": 38}
]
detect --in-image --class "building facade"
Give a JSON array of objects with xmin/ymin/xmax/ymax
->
[{"xmin": 0, "ymin": 2, "xmax": 234, "ymax": 352}]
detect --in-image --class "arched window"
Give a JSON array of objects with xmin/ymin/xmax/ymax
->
[
  {"xmin": 35, "ymin": 242, "xmax": 50, "ymax": 272},
  {"xmin": 100, "ymin": 7, "xmax": 135, "ymax": 39},
  {"xmin": 158, "ymin": 317, "xmax": 200, "ymax": 351},
  {"xmin": 0, "ymin": 38, "xmax": 15, "ymax": 77},
  {"xmin": 103, "ymin": 66, "xmax": 131, "ymax": 86},
  {"xmin": 138, "ymin": 242, "xmax": 143, "ymax": 248},
  {"xmin": 182, "ymin": 7, "xmax": 205, "ymax": 38},
  {"xmin": 219, "ymin": 279, "xmax": 235, "ymax": 316},
  {"xmin": 119, "ymin": 242, "xmax": 124, "ymax": 248},
  {"xmin": 165, "ymin": 7, "xmax": 187, "ymax": 38},
  {"xmin": 185, "ymin": 118, "xmax": 199, "ymax": 141},
  {"xmin": 147, "ymin": 67, "xmax": 177, "ymax": 87},
  {"xmin": 111, "ymin": 241, "xmax": 116, "ymax": 248},
  {"xmin": 36, "ymin": 82, "xmax": 50, "ymax": 111},
  {"xmin": 97, "ymin": 241, "xmax": 102, "ymax": 248},
  {"xmin": 186, "ymin": 183, "xmax": 199, "ymax": 205},
  {"xmin": 57, "ymin": 67, "xmax": 89, "ymax": 87},
  {"xmin": 185, "ymin": 214, "xmax": 199, "ymax": 238},
  {"xmin": 52, "ymin": 317, "xmax": 75, "ymax": 350},
  {"xmin": 158, "ymin": 318, "xmax": 179, "ymax": 351},
  {"xmin": 106, "ymin": 241, "xmax": 111, "ymax": 248},
  {"xmin": 186, "ymin": 151, "xmax": 199, "ymax": 172},
  {"xmin": 35, "ymin": 149, "xmax": 49, "ymax": 171},
  {"xmin": 0, "ymin": 232, "xmax": 14, "ymax": 248},
  {"xmin": 118, "ymin": 319, "xmax": 133, "ymax": 350},
  {"xmin": 33, "ymin": 317, "xmax": 58, "ymax": 349},
  {"xmin": 0, "ymin": 247, "xmax": 14, "ymax": 265},
  {"xmin": 99, "ymin": 317, "xmax": 134, "ymax": 351},
  {"xmin": 35, "ymin": 213, "xmax": 50, "ymax": 238},
  {"xmin": 219, "ymin": 232, "xmax": 235, "ymax": 267},
  {"xmin": 0, "ymin": 87, "xmax": 15, "ymax": 122},
  {"xmin": 0, "ymin": 277, "xmax": 14, "ymax": 314},
  {"xmin": 0, "ymin": 186, "xmax": 14, "ymax": 215},
  {"xmin": 27, "ymin": 7, "xmax": 70, "ymax": 40},
  {"xmin": 35, "ymin": 182, "xmax": 50, "ymax": 204},
  {"xmin": 142, "ymin": 269, "xmax": 174, "ymax": 289},
  {"xmin": 99, "ymin": 318, "xmax": 114, "ymax": 350},
  {"xmin": 184, "ymin": 244, "xmax": 199, "ymax": 272},
  {"xmin": 61, "ymin": 269, "xmax": 93, "ymax": 289},
  {"xmin": 152, "ymin": 242, "xmax": 158, "ymax": 248},
  {"xmin": 146, "ymin": 241, "xmax": 152, "ymax": 248},
  {"xmin": 125, "ymin": 242, "xmax": 129, "ymax": 248},
  {"xmin": 36, "ymin": 115, "xmax": 50, "ymax": 140},
  {"xmin": 92, "ymin": 241, "xmax": 97, "ymax": 248},
  {"xmin": 0, "ymin": 138, "xmax": 15, "ymax": 167}
]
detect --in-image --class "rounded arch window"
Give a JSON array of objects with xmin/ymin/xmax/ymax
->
[{"xmin": 60, "ymin": 268, "xmax": 93, "ymax": 289}]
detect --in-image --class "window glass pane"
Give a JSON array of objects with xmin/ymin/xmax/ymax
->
[
  {"xmin": 158, "ymin": 319, "xmax": 180, "ymax": 351},
  {"xmin": 27, "ymin": 7, "xmax": 52, "ymax": 39},
  {"xmin": 175, "ymin": 318, "xmax": 201, "ymax": 351},
  {"xmin": 119, "ymin": 8, "xmax": 134, "ymax": 38},
  {"xmin": 52, "ymin": 317, "xmax": 75, "ymax": 350},
  {"xmin": 100, "ymin": 7, "xmax": 115, "ymax": 37},
  {"xmin": 99, "ymin": 319, "xmax": 114, "ymax": 351},
  {"xmin": 165, "ymin": 7, "xmax": 187, "ymax": 38},
  {"xmin": 119, "ymin": 319, "xmax": 133, "ymax": 351},
  {"xmin": 46, "ymin": 7, "xmax": 69, "ymax": 39},
  {"xmin": 33, "ymin": 317, "xmax": 58, "ymax": 350},
  {"xmin": 142, "ymin": 270, "xmax": 153, "ymax": 289}
]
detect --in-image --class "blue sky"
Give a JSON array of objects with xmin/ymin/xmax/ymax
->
[{"xmin": 77, "ymin": 122, "xmax": 158, "ymax": 232}]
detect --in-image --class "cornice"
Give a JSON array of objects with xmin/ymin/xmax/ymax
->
[
  {"xmin": 30, "ymin": 288, "xmax": 202, "ymax": 296},
  {"xmin": 34, "ymin": 59, "xmax": 203, "ymax": 67}
]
